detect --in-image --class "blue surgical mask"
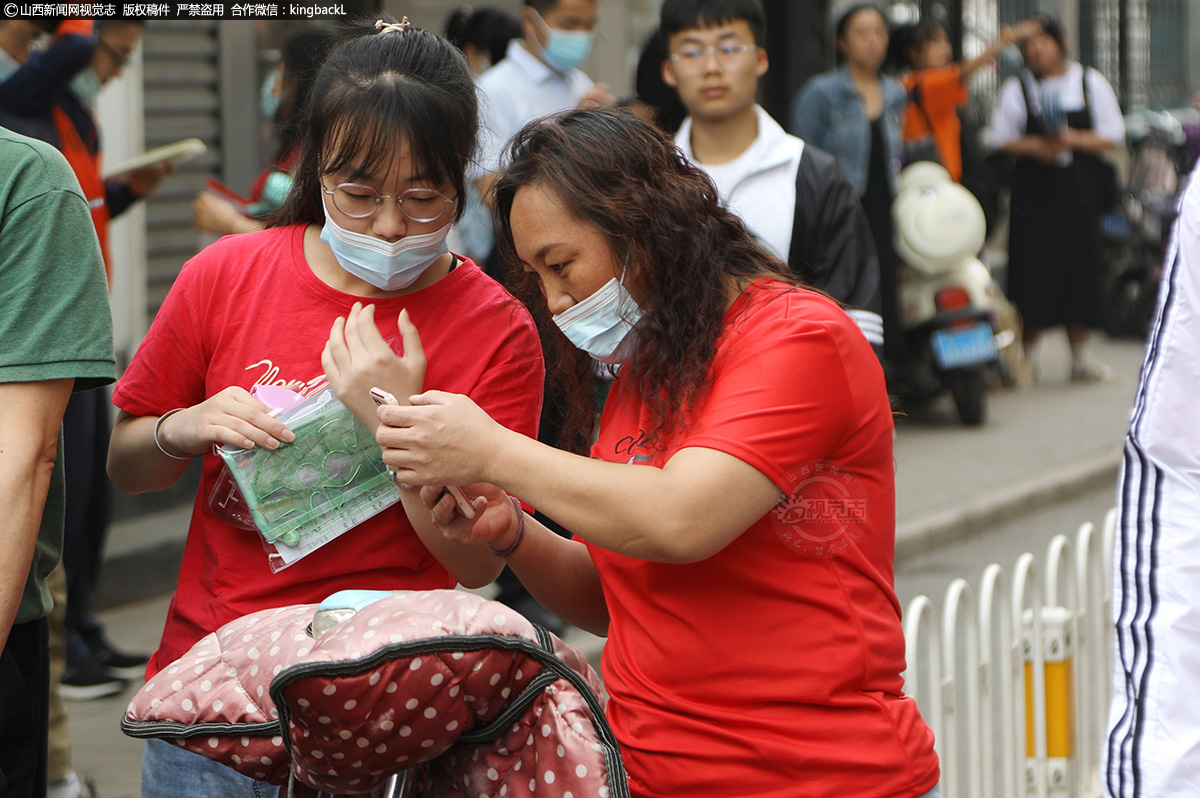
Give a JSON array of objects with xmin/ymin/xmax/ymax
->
[
  {"xmin": 532, "ymin": 10, "xmax": 593, "ymax": 73},
  {"xmin": 0, "ymin": 49, "xmax": 18, "ymax": 84},
  {"xmin": 69, "ymin": 66, "xmax": 103, "ymax": 108},
  {"xmin": 260, "ymin": 68, "xmax": 281, "ymax": 121},
  {"xmin": 319, "ymin": 202, "xmax": 451, "ymax": 292},
  {"xmin": 552, "ymin": 270, "xmax": 642, "ymax": 365}
]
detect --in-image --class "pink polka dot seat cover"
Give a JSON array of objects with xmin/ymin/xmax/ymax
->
[{"xmin": 122, "ymin": 589, "xmax": 628, "ymax": 798}]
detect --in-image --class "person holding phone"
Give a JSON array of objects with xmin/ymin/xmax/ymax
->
[
  {"xmin": 373, "ymin": 108, "xmax": 940, "ymax": 798},
  {"xmin": 106, "ymin": 19, "xmax": 543, "ymax": 797}
]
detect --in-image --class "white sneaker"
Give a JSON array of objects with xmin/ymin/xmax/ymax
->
[{"xmin": 1071, "ymin": 360, "xmax": 1117, "ymax": 383}]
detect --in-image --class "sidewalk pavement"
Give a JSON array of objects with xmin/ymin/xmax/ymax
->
[{"xmin": 68, "ymin": 332, "xmax": 1147, "ymax": 797}]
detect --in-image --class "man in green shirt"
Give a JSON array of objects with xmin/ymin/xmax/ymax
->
[{"xmin": 0, "ymin": 126, "xmax": 115, "ymax": 798}]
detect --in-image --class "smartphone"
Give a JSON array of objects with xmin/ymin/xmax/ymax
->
[{"xmin": 369, "ymin": 387, "xmax": 476, "ymax": 519}]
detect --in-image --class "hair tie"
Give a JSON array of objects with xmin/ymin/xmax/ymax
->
[{"xmin": 375, "ymin": 17, "xmax": 412, "ymax": 35}]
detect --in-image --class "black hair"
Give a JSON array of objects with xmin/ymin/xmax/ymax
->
[
  {"xmin": 444, "ymin": 5, "xmax": 472, "ymax": 43},
  {"xmin": 277, "ymin": 27, "xmax": 338, "ymax": 157},
  {"xmin": 1024, "ymin": 11, "xmax": 1068, "ymax": 55},
  {"xmin": 447, "ymin": 6, "xmax": 522, "ymax": 66},
  {"xmin": 525, "ymin": 0, "xmax": 562, "ymax": 15},
  {"xmin": 831, "ymin": 3, "xmax": 886, "ymax": 64},
  {"xmin": 271, "ymin": 17, "xmax": 478, "ymax": 228},
  {"xmin": 660, "ymin": 0, "xmax": 767, "ymax": 48},
  {"xmin": 834, "ymin": 2, "xmax": 883, "ymax": 40},
  {"xmin": 886, "ymin": 19, "xmax": 944, "ymax": 73},
  {"xmin": 634, "ymin": 27, "xmax": 688, "ymax": 135}
]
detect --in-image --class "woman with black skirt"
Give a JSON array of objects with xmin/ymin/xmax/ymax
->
[{"xmin": 989, "ymin": 12, "xmax": 1125, "ymax": 381}]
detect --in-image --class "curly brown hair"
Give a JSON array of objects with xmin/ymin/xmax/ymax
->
[{"xmin": 492, "ymin": 108, "xmax": 797, "ymax": 450}]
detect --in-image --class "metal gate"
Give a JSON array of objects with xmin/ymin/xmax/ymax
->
[
  {"xmin": 1145, "ymin": 0, "xmax": 1189, "ymax": 107},
  {"xmin": 139, "ymin": 21, "xmax": 263, "ymax": 317}
]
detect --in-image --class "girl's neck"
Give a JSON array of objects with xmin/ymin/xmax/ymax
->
[{"xmin": 1038, "ymin": 60, "xmax": 1070, "ymax": 78}]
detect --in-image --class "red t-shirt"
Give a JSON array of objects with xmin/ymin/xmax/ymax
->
[
  {"xmin": 903, "ymin": 64, "xmax": 969, "ymax": 181},
  {"xmin": 587, "ymin": 280, "xmax": 938, "ymax": 798},
  {"xmin": 113, "ymin": 225, "xmax": 544, "ymax": 679}
]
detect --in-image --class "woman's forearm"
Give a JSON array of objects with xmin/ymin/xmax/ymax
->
[
  {"xmin": 1064, "ymin": 128, "xmax": 1120, "ymax": 155},
  {"xmin": 481, "ymin": 427, "xmax": 780, "ymax": 565},
  {"xmin": 107, "ymin": 411, "xmax": 195, "ymax": 494},
  {"xmin": 497, "ymin": 514, "xmax": 610, "ymax": 636},
  {"xmin": 399, "ymin": 487, "xmax": 504, "ymax": 589}
]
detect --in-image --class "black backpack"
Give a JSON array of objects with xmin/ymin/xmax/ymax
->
[{"xmin": 959, "ymin": 107, "xmax": 1003, "ymax": 237}]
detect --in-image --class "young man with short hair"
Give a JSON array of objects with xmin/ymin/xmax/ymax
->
[{"xmin": 662, "ymin": 0, "xmax": 884, "ymax": 351}]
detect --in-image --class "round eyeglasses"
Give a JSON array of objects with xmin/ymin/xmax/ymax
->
[
  {"xmin": 321, "ymin": 183, "xmax": 457, "ymax": 224},
  {"xmin": 668, "ymin": 42, "xmax": 757, "ymax": 73}
]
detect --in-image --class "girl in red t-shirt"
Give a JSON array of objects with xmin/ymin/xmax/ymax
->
[
  {"xmin": 376, "ymin": 107, "xmax": 941, "ymax": 798},
  {"xmin": 110, "ymin": 18, "xmax": 543, "ymax": 798}
]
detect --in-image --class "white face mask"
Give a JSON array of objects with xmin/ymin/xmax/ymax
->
[
  {"xmin": 552, "ymin": 267, "xmax": 642, "ymax": 365},
  {"xmin": 69, "ymin": 66, "xmax": 103, "ymax": 109},
  {"xmin": 0, "ymin": 49, "xmax": 19, "ymax": 83},
  {"xmin": 319, "ymin": 202, "xmax": 450, "ymax": 292}
]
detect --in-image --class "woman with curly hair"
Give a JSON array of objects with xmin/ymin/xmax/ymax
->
[{"xmin": 374, "ymin": 108, "xmax": 940, "ymax": 797}]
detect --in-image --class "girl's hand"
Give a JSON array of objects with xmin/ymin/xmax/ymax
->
[
  {"xmin": 156, "ymin": 386, "xmax": 295, "ymax": 456},
  {"xmin": 376, "ymin": 391, "xmax": 507, "ymax": 488},
  {"xmin": 322, "ymin": 303, "xmax": 426, "ymax": 428},
  {"xmin": 419, "ymin": 482, "xmax": 517, "ymax": 548}
]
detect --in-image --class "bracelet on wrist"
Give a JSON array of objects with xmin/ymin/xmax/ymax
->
[
  {"xmin": 153, "ymin": 408, "xmax": 202, "ymax": 460},
  {"xmin": 486, "ymin": 496, "xmax": 525, "ymax": 558}
]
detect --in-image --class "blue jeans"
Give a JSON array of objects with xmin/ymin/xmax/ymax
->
[
  {"xmin": 918, "ymin": 784, "xmax": 942, "ymax": 798},
  {"xmin": 142, "ymin": 738, "xmax": 279, "ymax": 798}
]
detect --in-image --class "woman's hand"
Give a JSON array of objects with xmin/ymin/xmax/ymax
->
[
  {"xmin": 376, "ymin": 391, "xmax": 508, "ymax": 488},
  {"xmin": 125, "ymin": 162, "xmax": 173, "ymax": 197},
  {"xmin": 192, "ymin": 191, "xmax": 260, "ymax": 235},
  {"xmin": 419, "ymin": 482, "xmax": 517, "ymax": 548},
  {"xmin": 1028, "ymin": 135, "xmax": 1067, "ymax": 164},
  {"xmin": 322, "ymin": 303, "xmax": 426, "ymax": 429},
  {"xmin": 156, "ymin": 386, "xmax": 295, "ymax": 457}
]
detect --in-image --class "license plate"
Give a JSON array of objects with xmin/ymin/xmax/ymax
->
[{"xmin": 931, "ymin": 323, "xmax": 997, "ymax": 369}]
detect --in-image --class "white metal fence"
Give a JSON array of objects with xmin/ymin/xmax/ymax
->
[{"xmin": 902, "ymin": 508, "xmax": 1117, "ymax": 798}]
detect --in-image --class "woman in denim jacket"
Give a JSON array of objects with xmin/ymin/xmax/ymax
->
[{"xmin": 790, "ymin": 2, "xmax": 907, "ymax": 363}]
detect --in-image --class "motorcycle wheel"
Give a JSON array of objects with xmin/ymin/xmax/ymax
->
[
  {"xmin": 949, "ymin": 367, "xmax": 988, "ymax": 426},
  {"xmin": 1104, "ymin": 266, "xmax": 1153, "ymax": 338}
]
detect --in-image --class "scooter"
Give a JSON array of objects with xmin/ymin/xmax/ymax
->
[
  {"xmin": 893, "ymin": 162, "xmax": 1002, "ymax": 426},
  {"xmin": 1101, "ymin": 108, "xmax": 1193, "ymax": 338}
]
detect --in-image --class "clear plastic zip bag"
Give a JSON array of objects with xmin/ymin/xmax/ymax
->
[{"xmin": 215, "ymin": 386, "xmax": 400, "ymax": 571}]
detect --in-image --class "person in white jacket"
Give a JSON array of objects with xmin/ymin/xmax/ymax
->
[
  {"xmin": 661, "ymin": 0, "xmax": 883, "ymax": 354},
  {"xmin": 1104, "ymin": 163, "xmax": 1200, "ymax": 798}
]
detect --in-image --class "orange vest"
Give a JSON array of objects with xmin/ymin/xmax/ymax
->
[{"xmin": 53, "ymin": 105, "xmax": 111, "ymax": 281}]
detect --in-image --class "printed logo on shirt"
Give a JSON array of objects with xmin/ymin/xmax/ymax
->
[
  {"xmin": 242, "ymin": 334, "xmax": 404, "ymax": 398},
  {"xmin": 245, "ymin": 358, "xmax": 329, "ymax": 396},
  {"xmin": 771, "ymin": 460, "xmax": 869, "ymax": 558},
  {"xmin": 613, "ymin": 428, "xmax": 659, "ymax": 466}
]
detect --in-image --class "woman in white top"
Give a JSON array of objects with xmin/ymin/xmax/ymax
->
[{"xmin": 989, "ymin": 12, "xmax": 1125, "ymax": 382}]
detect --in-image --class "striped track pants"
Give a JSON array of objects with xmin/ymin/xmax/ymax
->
[{"xmin": 1104, "ymin": 165, "xmax": 1200, "ymax": 797}]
